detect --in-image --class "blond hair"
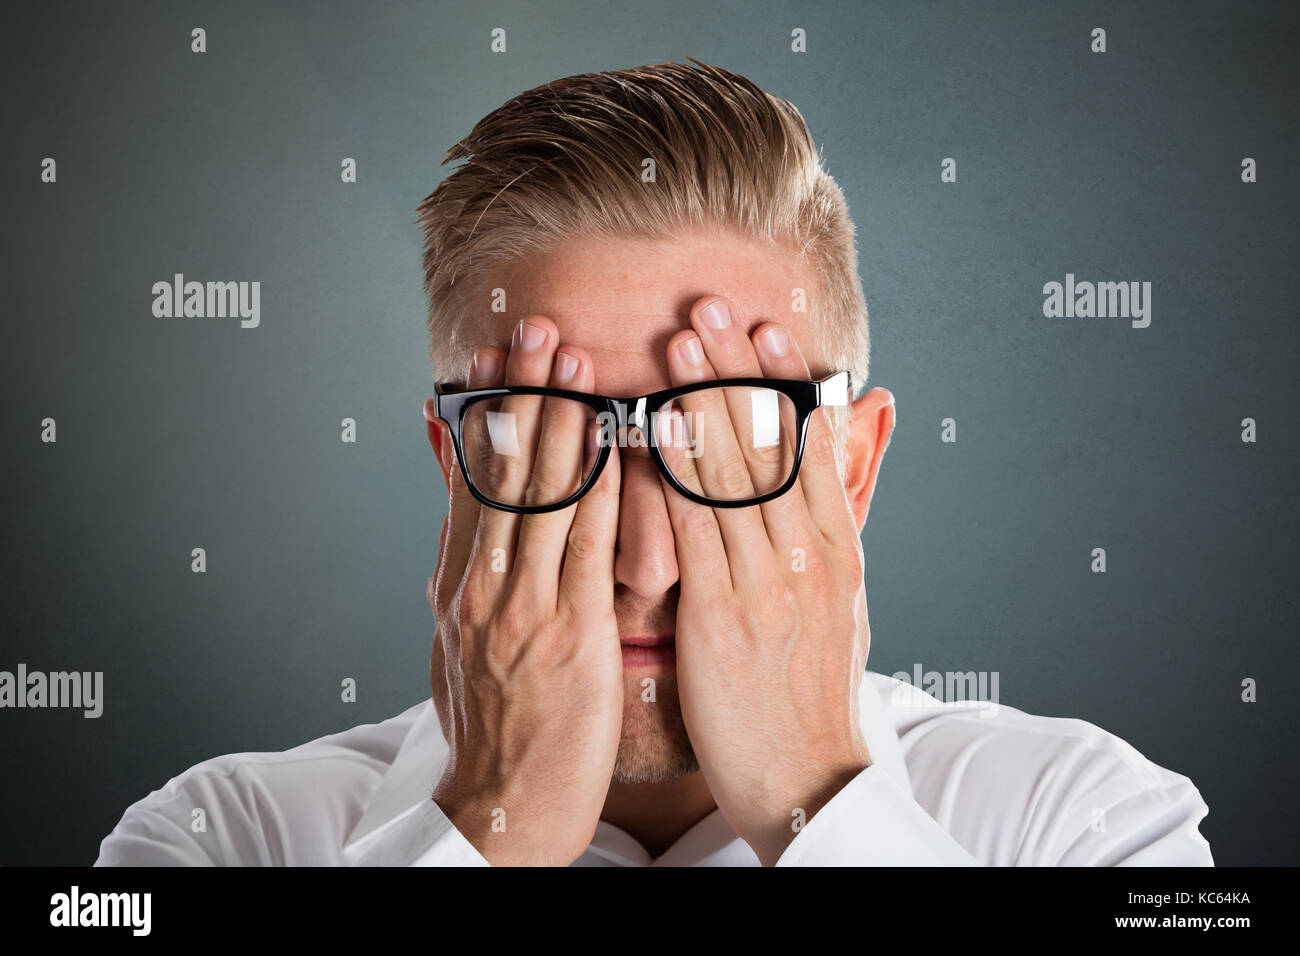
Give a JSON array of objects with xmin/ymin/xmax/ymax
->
[{"xmin": 416, "ymin": 59, "xmax": 869, "ymax": 394}]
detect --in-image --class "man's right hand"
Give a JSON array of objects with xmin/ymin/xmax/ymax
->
[{"xmin": 425, "ymin": 316, "xmax": 624, "ymax": 866}]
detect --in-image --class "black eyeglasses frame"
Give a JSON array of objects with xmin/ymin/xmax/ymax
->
[{"xmin": 432, "ymin": 370, "xmax": 852, "ymax": 514}]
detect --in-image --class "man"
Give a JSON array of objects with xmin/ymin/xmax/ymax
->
[{"xmin": 96, "ymin": 61, "xmax": 1212, "ymax": 866}]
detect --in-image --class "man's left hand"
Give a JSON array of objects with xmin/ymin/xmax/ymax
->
[{"xmin": 659, "ymin": 294, "xmax": 880, "ymax": 867}]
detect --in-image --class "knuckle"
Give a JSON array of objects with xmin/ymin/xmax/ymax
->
[
  {"xmin": 681, "ymin": 506, "xmax": 718, "ymax": 539},
  {"xmin": 524, "ymin": 467, "xmax": 572, "ymax": 506},
  {"xmin": 494, "ymin": 593, "xmax": 533, "ymax": 639},
  {"xmin": 566, "ymin": 525, "xmax": 603, "ymax": 563},
  {"xmin": 476, "ymin": 450, "xmax": 522, "ymax": 491},
  {"xmin": 479, "ymin": 640, "xmax": 517, "ymax": 684},
  {"xmin": 720, "ymin": 597, "xmax": 760, "ymax": 636},
  {"xmin": 710, "ymin": 455, "xmax": 756, "ymax": 498},
  {"xmin": 743, "ymin": 447, "xmax": 785, "ymax": 490},
  {"xmin": 801, "ymin": 548, "xmax": 835, "ymax": 589},
  {"xmin": 757, "ymin": 576, "xmax": 797, "ymax": 615},
  {"xmin": 747, "ymin": 439, "xmax": 784, "ymax": 466},
  {"xmin": 455, "ymin": 573, "xmax": 492, "ymax": 629},
  {"xmin": 480, "ymin": 602, "xmax": 533, "ymax": 676},
  {"xmin": 804, "ymin": 425, "xmax": 840, "ymax": 468}
]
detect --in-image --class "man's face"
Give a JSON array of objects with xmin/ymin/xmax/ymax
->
[{"xmin": 452, "ymin": 228, "xmax": 825, "ymax": 783}]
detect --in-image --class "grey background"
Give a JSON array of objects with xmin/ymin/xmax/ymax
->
[{"xmin": 3, "ymin": 0, "xmax": 1296, "ymax": 865}]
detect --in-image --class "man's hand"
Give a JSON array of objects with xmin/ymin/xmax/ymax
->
[
  {"xmin": 659, "ymin": 295, "xmax": 876, "ymax": 866},
  {"xmin": 426, "ymin": 316, "xmax": 623, "ymax": 866}
]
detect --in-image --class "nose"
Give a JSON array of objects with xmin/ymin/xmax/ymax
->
[{"xmin": 613, "ymin": 440, "xmax": 680, "ymax": 600}]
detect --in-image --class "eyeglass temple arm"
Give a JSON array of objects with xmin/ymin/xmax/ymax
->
[{"xmin": 816, "ymin": 371, "xmax": 852, "ymax": 407}]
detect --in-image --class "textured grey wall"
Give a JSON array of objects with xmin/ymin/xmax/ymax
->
[{"xmin": 2, "ymin": 0, "xmax": 1296, "ymax": 865}]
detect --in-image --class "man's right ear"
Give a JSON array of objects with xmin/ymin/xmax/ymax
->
[{"xmin": 423, "ymin": 398, "xmax": 454, "ymax": 490}]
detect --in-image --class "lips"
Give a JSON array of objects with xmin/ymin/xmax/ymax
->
[{"xmin": 620, "ymin": 634, "xmax": 675, "ymax": 667}]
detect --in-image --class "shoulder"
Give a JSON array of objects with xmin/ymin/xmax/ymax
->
[
  {"xmin": 95, "ymin": 700, "xmax": 431, "ymax": 866},
  {"xmin": 865, "ymin": 671, "xmax": 1213, "ymax": 865}
]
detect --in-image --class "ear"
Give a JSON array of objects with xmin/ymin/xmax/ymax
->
[
  {"xmin": 843, "ymin": 387, "xmax": 895, "ymax": 532},
  {"xmin": 423, "ymin": 398, "xmax": 454, "ymax": 491}
]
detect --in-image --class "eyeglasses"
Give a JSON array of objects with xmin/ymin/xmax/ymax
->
[{"xmin": 433, "ymin": 371, "xmax": 852, "ymax": 514}]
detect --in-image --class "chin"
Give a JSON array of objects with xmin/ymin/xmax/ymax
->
[{"xmin": 612, "ymin": 677, "xmax": 699, "ymax": 784}]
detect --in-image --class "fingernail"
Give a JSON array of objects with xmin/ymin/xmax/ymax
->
[
  {"xmin": 518, "ymin": 320, "xmax": 547, "ymax": 351},
  {"xmin": 699, "ymin": 299, "xmax": 731, "ymax": 329},
  {"xmin": 554, "ymin": 351, "xmax": 579, "ymax": 383},
  {"xmin": 471, "ymin": 349, "xmax": 500, "ymax": 383},
  {"xmin": 761, "ymin": 326, "xmax": 790, "ymax": 356},
  {"xmin": 678, "ymin": 335, "xmax": 705, "ymax": 365}
]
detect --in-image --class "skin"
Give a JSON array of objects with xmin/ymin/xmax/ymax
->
[{"xmin": 422, "ymin": 226, "xmax": 896, "ymax": 865}]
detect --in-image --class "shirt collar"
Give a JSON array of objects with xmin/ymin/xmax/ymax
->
[{"xmin": 343, "ymin": 670, "xmax": 912, "ymax": 857}]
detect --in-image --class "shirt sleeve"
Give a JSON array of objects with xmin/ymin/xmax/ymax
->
[
  {"xmin": 891, "ymin": 696, "xmax": 1215, "ymax": 867},
  {"xmin": 775, "ymin": 764, "xmax": 982, "ymax": 866},
  {"xmin": 95, "ymin": 799, "xmax": 221, "ymax": 866},
  {"xmin": 342, "ymin": 798, "xmax": 490, "ymax": 866},
  {"xmin": 95, "ymin": 771, "xmax": 275, "ymax": 866},
  {"xmin": 1036, "ymin": 765, "xmax": 1214, "ymax": 866}
]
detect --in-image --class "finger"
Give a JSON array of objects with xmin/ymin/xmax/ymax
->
[
  {"xmin": 661, "ymin": 328, "xmax": 770, "ymax": 564},
  {"xmin": 434, "ymin": 347, "xmax": 501, "ymax": 613},
  {"xmin": 690, "ymin": 295, "xmax": 764, "ymax": 379},
  {"xmin": 656, "ymin": 408, "xmax": 731, "ymax": 591},
  {"xmin": 515, "ymin": 345, "xmax": 600, "ymax": 592},
  {"xmin": 753, "ymin": 322, "xmax": 857, "ymax": 541},
  {"xmin": 692, "ymin": 293, "xmax": 788, "ymax": 468},
  {"xmin": 471, "ymin": 316, "xmax": 560, "ymax": 563},
  {"xmin": 524, "ymin": 348, "xmax": 593, "ymax": 507},
  {"xmin": 557, "ymin": 439, "xmax": 621, "ymax": 615},
  {"xmin": 689, "ymin": 295, "xmax": 792, "ymax": 487},
  {"xmin": 748, "ymin": 323, "xmax": 824, "ymax": 548}
]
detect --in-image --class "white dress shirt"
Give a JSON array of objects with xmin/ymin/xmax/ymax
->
[{"xmin": 94, "ymin": 672, "xmax": 1213, "ymax": 866}]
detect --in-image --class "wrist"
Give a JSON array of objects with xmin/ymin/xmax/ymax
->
[
  {"xmin": 432, "ymin": 780, "xmax": 589, "ymax": 867},
  {"xmin": 746, "ymin": 755, "xmax": 871, "ymax": 866}
]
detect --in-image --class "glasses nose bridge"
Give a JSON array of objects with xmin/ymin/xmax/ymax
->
[{"xmin": 610, "ymin": 396, "xmax": 650, "ymax": 434}]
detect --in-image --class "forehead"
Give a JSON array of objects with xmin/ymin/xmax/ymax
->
[{"xmin": 471, "ymin": 228, "xmax": 820, "ymax": 396}]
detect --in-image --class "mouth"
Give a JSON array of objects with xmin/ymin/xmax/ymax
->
[{"xmin": 619, "ymin": 634, "xmax": 676, "ymax": 668}]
